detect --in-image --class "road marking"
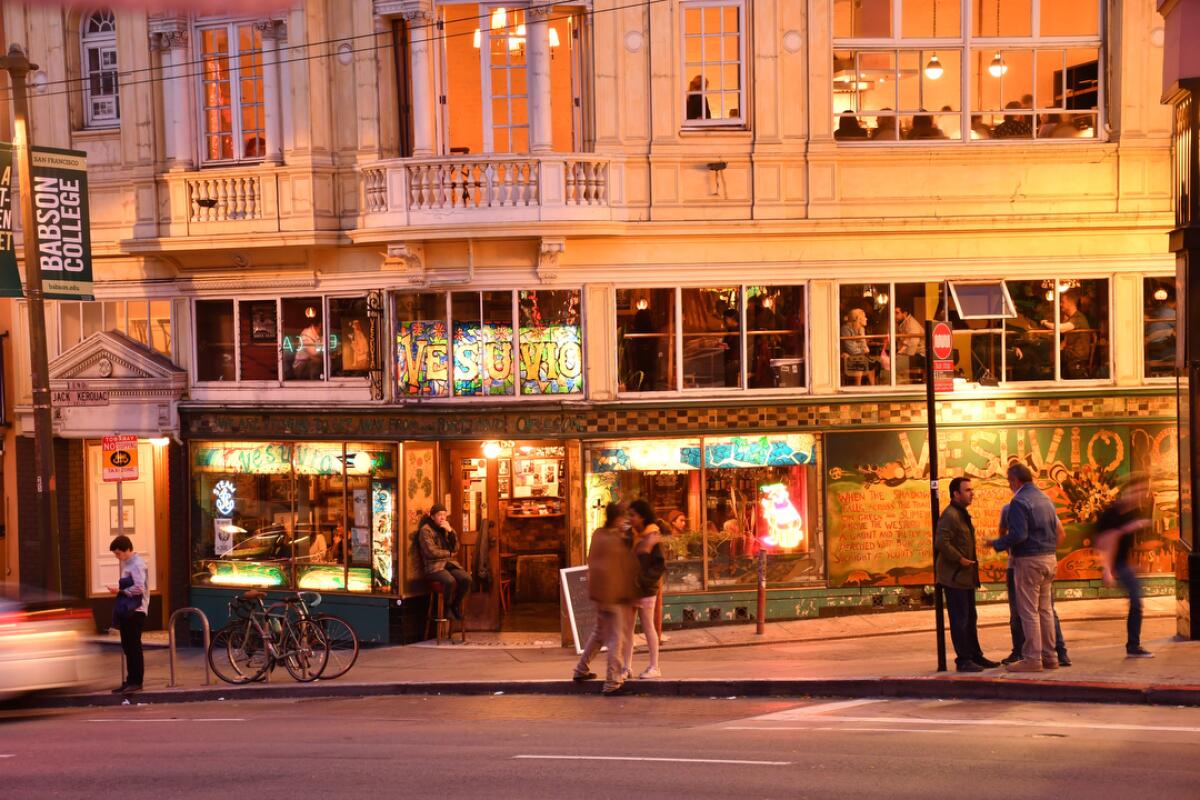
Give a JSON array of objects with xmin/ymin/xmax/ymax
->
[
  {"xmin": 0, "ymin": 754, "xmax": 15, "ymax": 758},
  {"xmin": 86, "ymin": 718, "xmax": 246, "ymax": 723},
  {"xmin": 725, "ymin": 716, "xmax": 1200, "ymax": 735},
  {"xmin": 514, "ymin": 755, "xmax": 791, "ymax": 766},
  {"xmin": 725, "ymin": 726, "xmax": 943, "ymax": 734},
  {"xmin": 751, "ymin": 698, "xmax": 885, "ymax": 720}
]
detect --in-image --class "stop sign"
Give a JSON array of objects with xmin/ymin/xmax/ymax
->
[{"xmin": 931, "ymin": 322, "xmax": 953, "ymax": 360}]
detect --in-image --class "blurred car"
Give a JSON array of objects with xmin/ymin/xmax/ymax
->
[{"xmin": 0, "ymin": 586, "xmax": 102, "ymax": 700}]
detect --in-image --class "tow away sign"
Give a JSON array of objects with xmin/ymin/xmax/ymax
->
[{"xmin": 102, "ymin": 435, "xmax": 138, "ymax": 482}]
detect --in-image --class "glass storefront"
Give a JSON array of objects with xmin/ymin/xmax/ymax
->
[
  {"xmin": 585, "ymin": 434, "xmax": 822, "ymax": 593},
  {"xmin": 191, "ymin": 441, "xmax": 397, "ymax": 593}
]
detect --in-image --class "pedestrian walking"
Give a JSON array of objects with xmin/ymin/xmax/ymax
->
[
  {"xmin": 573, "ymin": 502, "xmax": 639, "ymax": 694},
  {"xmin": 998, "ymin": 504, "xmax": 1071, "ymax": 666},
  {"xmin": 991, "ymin": 462, "xmax": 1065, "ymax": 673},
  {"xmin": 623, "ymin": 499, "xmax": 666, "ymax": 679},
  {"xmin": 105, "ymin": 535, "xmax": 148, "ymax": 694},
  {"xmin": 935, "ymin": 477, "xmax": 999, "ymax": 672},
  {"xmin": 1097, "ymin": 475, "xmax": 1155, "ymax": 658}
]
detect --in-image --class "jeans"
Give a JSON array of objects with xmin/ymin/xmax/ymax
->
[
  {"xmin": 428, "ymin": 567, "xmax": 471, "ymax": 611},
  {"xmin": 623, "ymin": 595, "xmax": 660, "ymax": 673},
  {"xmin": 1007, "ymin": 567, "xmax": 1068, "ymax": 660},
  {"xmin": 942, "ymin": 586, "xmax": 984, "ymax": 668},
  {"xmin": 118, "ymin": 611, "xmax": 146, "ymax": 686},
  {"xmin": 1012, "ymin": 555, "xmax": 1059, "ymax": 664},
  {"xmin": 574, "ymin": 604, "xmax": 631, "ymax": 690},
  {"xmin": 1114, "ymin": 562, "xmax": 1143, "ymax": 651}
]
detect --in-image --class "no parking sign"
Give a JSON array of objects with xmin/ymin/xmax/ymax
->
[{"xmin": 102, "ymin": 435, "xmax": 138, "ymax": 482}]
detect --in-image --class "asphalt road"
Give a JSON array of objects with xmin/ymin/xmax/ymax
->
[{"xmin": 3, "ymin": 694, "xmax": 1200, "ymax": 799}]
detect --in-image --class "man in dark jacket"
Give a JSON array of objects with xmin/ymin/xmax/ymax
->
[
  {"xmin": 419, "ymin": 504, "xmax": 470, "ymax": 620},
  {"xmin": 936, "ymin": 477, "xmax": 999, "ymax": 672}
]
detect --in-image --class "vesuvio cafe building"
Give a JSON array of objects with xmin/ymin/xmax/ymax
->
[{"xmin": 179, "ymin": 286, "xmax": 1183, "ymax": 644}]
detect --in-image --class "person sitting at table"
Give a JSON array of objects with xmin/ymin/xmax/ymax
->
[
  {"xmin": 873, "ymin": 111, "xmax": 897, "ymax": 140},
  {"xmin": 835, "ymin": 111, "xmax": 869, "ymax": 140},
  {"xmin": 1044, "ymin": 290, "xmax": 1092, "ymax": 379},
  {"xmin": 894, "ymin": 306, "xmax": 926, "ymax": 381},
  {"xmin": 907, "ymin": 113, "xmax": 946, "ymax": 140},
  {"xmin": 993, "ymin": 102, "xmax": 1032, "ymax": 139},
  {"xmin": 1147, "ymin": 292, "xmax": 1177, "ymax": 365},
  {"xmin": 840, "ymin": 308, "xmax": 874, "ymax": 385}
]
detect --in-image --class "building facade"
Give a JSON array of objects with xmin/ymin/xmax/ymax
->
[{"xmin": 0, "ymin": 0, "xmax": 1185, "ymax": 643}]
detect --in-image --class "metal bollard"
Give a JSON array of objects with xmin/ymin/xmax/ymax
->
[{"xmin": 167, "ymin": 607, "xmax": 212, "ymax": 688}]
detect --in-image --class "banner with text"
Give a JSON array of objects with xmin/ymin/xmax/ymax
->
[
  {"xmin": 32, "ymin": 147, "xmax": 92, "ymax": 300},
  {"xmin": 0, "ymin": 143, "xmax": 19, "ymax": 297}
]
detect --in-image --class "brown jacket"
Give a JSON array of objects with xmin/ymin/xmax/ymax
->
[
  {"xmin": 587, "ymin": 526, "xmax": 638, "ymax": 605},
  {"xmin": 418, "ymin": 518, "xmax": 461, "ymax": 575},
  {"xmin": 935, "ymin": 502, "xmax": 980, "ymax": 589}
]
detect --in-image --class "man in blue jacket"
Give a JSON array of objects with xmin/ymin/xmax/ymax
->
[{"xmin": 991, "ymin": 462, "xmax": 1065, "ymax": 673}]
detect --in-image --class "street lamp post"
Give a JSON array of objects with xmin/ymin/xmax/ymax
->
[{"xmin": 1, "ymin": 44, "xmax": 63, "ymax": 595}]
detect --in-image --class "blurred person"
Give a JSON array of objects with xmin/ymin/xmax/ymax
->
[
  {"xmin": 573, "ymin": 503, "xmax": 639, "ymax": 693},
  {"xmin": 106, "ymin": 535, "xmax": 148, "ymax": 694},
  {"xmin": 907, "ymin": 113, "xmax": 946, "ymax": 140},
  {"xmin": 874, "ymin": 110, "xmax": 897, "ymax": 140},
  {"xmin": 1097, "ymin": 476, "xmax": 1155, "ymax": 658},
  {"xmin": 999, "ymin": 503, "xmax": 1070, "ymax": 666},
  {"xmin": 970, "ymin": 114, "xmax": 992, "ymax": 140},
  {"xmin": 624, "ymin": 500, "xmax": 666, "ymax": 679},
  {"xmin": 991, "ymin": 462, "xmax": 1066, "ymax": 672},
  {"xmin": 993, "ymin": 102, "xmax": 1032, "ymax": 138},
  {"xmin": 686, "ymin": 75, "xmax": 711, "ymax": 120},
  {"xmin": 935, "ymin": 478, "xmax": 999, "ymax": 672},
  {"xmin": 835, "ymin": 111, "xmax": 869, "ymax": 140}
]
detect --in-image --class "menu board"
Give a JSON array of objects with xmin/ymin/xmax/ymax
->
[{"xmin": 560, "ymin": 566, "xmax": 596, "ymax": 655}]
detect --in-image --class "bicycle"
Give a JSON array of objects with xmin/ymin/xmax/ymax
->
[
  {"xmin": 287, "ymin": 591, "xmax": 360, "ymax": 681},
  {"xmin": 208, "ymin": 590, "xmax": 329, "ymax": 684}
]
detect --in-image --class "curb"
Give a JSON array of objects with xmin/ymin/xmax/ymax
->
[{"xmin": 20, "ymin": 675, "xmax": 1200, "ymax": 711}]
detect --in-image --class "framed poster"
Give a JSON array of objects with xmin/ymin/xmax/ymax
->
[
  {"xmin": 108, "ymin": 499, "xmax": 135, "ymax": 534},
  {"xmin": 249, "ymin": 301, "xmax": 278, "ymax": 342}
]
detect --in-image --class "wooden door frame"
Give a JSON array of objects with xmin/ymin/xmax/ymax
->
[{"xmin": 446, "ymin": 443, "xmax": 501, "ymax": 631}]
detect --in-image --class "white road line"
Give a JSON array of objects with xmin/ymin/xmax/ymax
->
[
  {"xmin": 0, "ymin": 754, "xmax": 15, "ymax": 758},
  {"xmin": 724, "ymin": 726, "xmax": 943, "ymax": 734},
  {"xmin": 85, "ymin": 718, "xmax": 246, "ymax": 723},
  {"xmin": 724, "ymin": 716, "xmax": 1200, "ymax": 734},
  {"xmin": 751, "ymin": 698, "xmax": 886, "ymax": 721},
  {"xmin": 513, "ymin": 755, "xmax": 791, "ymax": 766}
]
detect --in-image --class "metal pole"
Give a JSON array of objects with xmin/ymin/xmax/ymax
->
[
  {"xmin": 755, "ymin": 546, "xmax": 766, "ymax": 635},
  {"xmin": 116, "ymin": 479, "xmax": 125, "ymax": 539},
  {"xmin": 926, "ymin": 319, "xmax": 947, "ymax": 672},
  {"xmin": 2, "ymin": 44, "xmax": 62, "ymax": 595}
]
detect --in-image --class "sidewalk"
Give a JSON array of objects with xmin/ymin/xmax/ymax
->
[{"xmin": 43, "ymin": 596, "xmax": 1200, "ymax": 709}]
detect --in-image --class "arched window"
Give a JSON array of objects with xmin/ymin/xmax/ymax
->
[{"xmin": 81, "ymin": 9, "xmax": 119, "ymax": 128}]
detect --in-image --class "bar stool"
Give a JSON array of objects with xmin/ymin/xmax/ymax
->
[{"xmin": 424, "ymin": 582, "xmax": 467, "ymax": 645}]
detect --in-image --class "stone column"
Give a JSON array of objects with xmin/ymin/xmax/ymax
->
[
  {"xmin": 526, "ymin": 4, "xmax": 553, "ymax": 153},
  {"xmin": 403, "ymin": 8, "xmax": 437, "ymax": 156},
  {"xmin": 158, "ymin": 30, "xmax": 194, "ymax": 170},
  {"xmin": 258, "ymin": 19, "xmax": 286, "ymax": 164}
]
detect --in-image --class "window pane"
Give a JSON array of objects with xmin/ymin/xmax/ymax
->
[
  {"xmin": 746, "ymin": 286, "xmax": 805, "ymax": 389},
  {"xmin": 81, "ymin": 301, "xmax": 104, "ymax": 339},
  {"xmin": 1004, "ymin": 280, "xmax": 1055, "ymax": 382},
  {"xmin": 1063, "ymin": 49, "xmax": 1100, "ymax": 110},
  {"xmin": 395, "ymin": 292, "xmax": 449, "ymax": 397},
  {"xmin": 838, "ymin": 285, "xmax": 888, "ymax": 387},
  {"xmin": 682, "ymin": 287, "xmax": 740, "ymax": 389},
  {"xmin": 60, "ymin": 301, "xmax": 82, "ymax": 353},
  {"xmin": 281, "ymin": 297, "xmax": 324, "ymax": 381},
  {"xmin": 974, "ymin": 0, "xmax": 1032, "ymax": 37},
  {"xmin": 149, "ymin": 300, "xmax": 172, "ymax": 356},
  {"xmin": 1144, "ymin": 277, "xmax": 1177, "ymax": 378},
  {"xmin": 902, "ymin": 0, "xmax": 961, "ymax": 38},
  {"xmin": 833, "ymin": 0, "xmax": 891, "ymax": 38},
  {"xmin": 519, "ymin": 289, "xmax": 582, "ymax": 395},
  {"xmin": 104, "ymin": 300, "xmax": 124, "ymax": 333},
  {"xmin": 856, "ymin": 51, "xmax": 896, "ymax": 111},
  {"xmin": 617, "ymin": 288, "xmax": 675, "ymax": 392},
  {"xmin": 1041, "ymin": 0, "xmax": 1099, "ymax": 37},
  {"xmin": 682, "ymin": 3, "xmax": 741, "ymax": 123},
  {"xmin": 127, "ymin": 301, "xmax": 149, "ymax": 346},
  {"xmin": 1060, "ymin": 279, "xmax": 1108, "ymax": 380},
  {"xmin": 452, "ymin": 291, "xmax": 515, "ymax": 396},
  {"xmin": 239, "ymin": 300, "xmax": 278, "ymax": 381},
  {"xmin": 328, "ymin": 296, "xmax": 374, "ymax": 378},
  {"xmin": 196, "ymin": 300, "xmax": 235, "ymax": 382}
]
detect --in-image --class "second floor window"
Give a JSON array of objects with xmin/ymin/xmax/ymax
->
[
  {"xmin": 833, "ymin": 0, "xmax": 1101, "ymax": 143},
  {"xmin": 81, "ymin": 9, "xmax": 119, "ymax": 128},
  {"xmin": 57, "ymin": 299, "xmax": 173, "ymax": 358},
  {"xmin": 681, "ymin": 1, "xmax": 745, "ymax": 127},
  {"xmin": 1144, "ymin": 276, "xmax": 1176, "ymax": 379},
  {"xmin": 199, "ymin": 22, "xmax": 265, "ymax": 163}
]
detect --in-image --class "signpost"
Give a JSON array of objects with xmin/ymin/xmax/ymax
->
[
  {"xmin": 103, "ymin": 435, "xmax": 138, "ymax": 542},
  {"xmin": 926, "ymin": 320, "xmax": 949, "ymax": 672}
]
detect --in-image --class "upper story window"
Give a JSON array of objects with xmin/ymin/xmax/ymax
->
[
  {"xmin": 681, "ymin": 1, "xmax": 745, "ymax": 128},
  {"xmin": 193, "ymin": 295, "xmax": 375, "ymax": 383},
  {"xmin": 81, "ymin": 9, "xmax": 119, "ymax": 129},
  {"xmin": 1144, "ymin": 276, "xmax": 1176, "ymax": 379},
  {"xmin": 57, "ymin": 299, "xmax": 173, "ymax": 358},
  {"xmin": 439, "ymin": 4, "xmax": 583, "ymax": 155},
  {"xmin": 198, "ymin": 21, "xmax": 265, "ymax": 163},
  {"xmin": 833, "ymin": 0, "xmax": 1101, "ymax": 143},
  {"xmin": 617, "ymin": 285, "xmax": 806, "ymax": 394},
  {"xmin": 394, "ymin": 289, "xmax": 582, "ymax": 398}
]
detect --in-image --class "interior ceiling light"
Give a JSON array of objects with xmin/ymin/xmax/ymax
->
[
  {"xmin": 924, "ymin": 53, "xmax": 943, "ymax": 80},
  {"xmin": 988, "ymin": 52, "xmax": 1008, "ymax": 77},
  {"xmin": 1154, "ymin": 287, "xmax": 1169, "ymax": 301},
  {"xmin": 491, "ymin": 6, "xmax": 506, "ymax": 29}
]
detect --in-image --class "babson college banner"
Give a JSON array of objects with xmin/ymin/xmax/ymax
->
[{"xmin": 0, "ymin": 145, "xmax": 93, "ymax": 300}]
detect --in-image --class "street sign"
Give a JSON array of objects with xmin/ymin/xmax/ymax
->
[
  {"xmin": 52, "ymin": 388, "xmax": 109, "ymax": 406},
  {"xmin": 931, "ymin": 322, "xmax": 955, "ymax": 392},
  {"xmin": 931, "ymin": 322, "xmax": 953, "ymax": 359},
  {"xmin": 102, "ymin": 435, "xmax": 138, "ymax": 482}
]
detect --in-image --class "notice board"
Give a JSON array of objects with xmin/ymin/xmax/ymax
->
[{"xmin": 559, "ymin": 565, "xmax": 595, "ymax": 655}]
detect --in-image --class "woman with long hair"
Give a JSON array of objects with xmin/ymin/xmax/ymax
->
[{"xmin": 623, "ymin": 499, "xmax": 666, "ymax": 679}]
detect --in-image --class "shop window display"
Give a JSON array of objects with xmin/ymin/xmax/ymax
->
[{"xmin": 191, "ymin": 441, "xmax": 397, "ymax": 593}]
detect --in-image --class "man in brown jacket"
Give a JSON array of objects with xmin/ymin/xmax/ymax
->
[
  {"xmin": 936, "ymin": 477, "xmax": 1000, "ymax": 672},
  {"xmin": 573, "ymin": 502, "xmax": 638, "ymax": 694}
]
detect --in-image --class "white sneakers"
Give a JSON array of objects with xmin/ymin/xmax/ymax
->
[{"xmin": 638, "ymin": 666, "xmax": 662, "ymax": 679}]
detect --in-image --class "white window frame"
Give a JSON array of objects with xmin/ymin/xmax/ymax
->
[
  {"xmin": 56, "ymin": 298, "xmax": 174, "ymax": 359},
  {"xmin": 195, "ymin": 19, "xmax": 265, "ymax": 165},
  {"xmin": 1141, "ymin": 274, "xmax": 1177, "ymax": 384},
  {"xmin": 679, "ymin": 0, "xmax": 748, "ymax": 129},
  {"xmin": 832, "ymin": 0, "xmax": 1105, "ymax": 145},
  {"xmin": 81, "ymin": 9, "xmax": 120, "ymax": 129}
]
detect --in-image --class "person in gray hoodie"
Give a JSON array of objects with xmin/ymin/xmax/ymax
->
[{"xmin": 106, "ymin": 535, "xmax": 148, "ymax": 694}]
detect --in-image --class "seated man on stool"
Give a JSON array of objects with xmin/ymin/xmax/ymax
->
[{"xmin": 419, "ymin": 504, "xmax": 470, "ymax": 620}]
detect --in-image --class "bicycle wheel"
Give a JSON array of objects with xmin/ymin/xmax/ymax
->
[
  {"xmin": 209, "ymin": 625, "xmax": 251, "ymax": 685},
  {"xmin": 227, "ymin": 618, "xmax": 271, "ymax": 683},
  {"xmin": 283, "ymin": 618, "xmax": 329, "ymax": 682},
  {"xmin": 315, "ymin": 614, "xmax": 360, "ymax": 680}
]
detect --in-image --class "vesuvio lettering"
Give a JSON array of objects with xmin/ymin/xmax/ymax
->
[{"xmin": 34, "ymin": 176, "xmax": 85, "ymax": 273}]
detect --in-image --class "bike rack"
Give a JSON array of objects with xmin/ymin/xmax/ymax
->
[{"xmin": 168, "ymin": 607, "xmax": 212, "ymax": 688}]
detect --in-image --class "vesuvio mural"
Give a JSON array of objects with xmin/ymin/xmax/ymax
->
[{"xmin": 824, "ymin": 423, "xmax": 1180, "ymax": 588}]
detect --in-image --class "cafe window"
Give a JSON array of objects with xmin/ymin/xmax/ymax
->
[
  {"xmin": 619, "ymin": 286, "xmax": 806, "ymax": 394},
  {"xmin": 394, "ymin": 289, "xmax": 582, "ymax": 398},
  {"xmin": 832, "ymin": 0, "xmax": 1101, "ymax": 143},
  {"xmin": 1143, "ymin": 276, "xmax": 1177, "ymax": 379},
  {"xmin": 190, "ymin": 441, "xmax": 398, "ymax": 594},
  {"xmin": 584, "ymin": 434, "xmax": 822, "ymax": 593},
  {"xmin": 681, "ymin": 1, "xmax": 745, "ymax": 127},
  {"xmin": 193, "ymin": 295, "xmax": 376, "ymax": 384},
  {"xmin": 1003, "ymin": 278, "xmax": 1109, "ymax": 382},
  {"xmin": 838, "ymin": 282, "xmax": 940, "ymax": 388},
  {"xmin": 57, "ymin": 299, "xmax": 174, "ymax": 358}
]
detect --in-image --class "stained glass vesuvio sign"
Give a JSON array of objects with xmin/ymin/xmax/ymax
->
[
  {"xmin": 588, "ymin": 434, "xmax": 818, "ymax": 473},
  {"xmin": 192, "ymin": 442, "xmax": 394, "ymax": 476},
  {"xmin": 396, "ymin": 321, "xmax": 583, "ymax": 396}
]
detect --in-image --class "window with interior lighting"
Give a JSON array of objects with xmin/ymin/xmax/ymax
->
[
  {"xmin": 680, "ymin": 1, "xmax": 746, "ymax": 127},
  {"xmin": 832, "ymin": 0, "xmax": 1102, "ymax": 143},
  {"xmin": 438, "ymin": 3, "xmax": 584, "ymax": 154},
  {"xmin": 1143, "ymin": 276, "xmax": 1176, "ymax": 379},
  {"xmin": 393, "ymin": 289, "xmax": 583, "ymax": 398},
  {"xmin": 81, "ymin": 9, "xmax": 120, "ymax": 129},
  {"xmin": 617, "ymin": 286, "xmax": 806, "ymax": 394},
  {"xmin": 197, "ymin": 21, "xmax": 265, "ymax": 162},
  {"xmin": 839, "ymin": 282, "xmax": 941, "ymax": 387}
]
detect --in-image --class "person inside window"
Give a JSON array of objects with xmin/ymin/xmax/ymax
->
[
  {"xmin": 686, "ymin": 75, "xmax": 712, "ymax": 120},
  {"xmin": 1044, "ymin": 290, "xmax": 1092, "ymax": 379},
  {"xmin": 721, "ymin": 307, "xmax": 740, "ymax": 387},
  {"xmin": 970, "ymin": 114, "xmax": 992, "ymax": 140},
  {"xmin": 894, "ymin": 306, "xmax": 926, "ymax": 379},
  {"xmin": 292, "ymin": 319, "xmax": 323, "ymax": 379},
  {"xmin": 840, "ymin": 307, "xmax": 873, "ymax": 385},
  {"xmin": 835, "ymin": 111, "xmax": 868, "ymax": 140},
  {"xmin": 993, "ymin": 102, "xmax": 1033, "ymax": 139},
  {"xmin": 1146, "ymin": 292, "xmax": 1177, "ymax": 366},
  {"xmin": 873, "ymin": 110, "xmax": 897, "ymax": 140},
  {"xmin": 907, "ymin": 113, "xmax": 947, "ymax": 140}
]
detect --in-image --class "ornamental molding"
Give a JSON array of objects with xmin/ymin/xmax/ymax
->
[
  {"xmin": 49, "ymin": 331, "xmax": 187, "ymax": 392},
  {"xmin": 383, "ymin": 242, "xmax": 427, "ymax": 285},
  {"xmin": 537, "ymin": 237, "xmax": 565, "ymax": 283},
  {"xmin": 375, "ymin": 0, "xmax": 431, "ymax": 21}
]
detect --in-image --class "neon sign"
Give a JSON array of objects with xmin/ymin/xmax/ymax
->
[
  {"xmin": 758, "ymin": 483, "xmax": 805, "ymax": 549},
  {"xmin": 213, "ymin": 479, "xmax": 237, "ymax": 515}
]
